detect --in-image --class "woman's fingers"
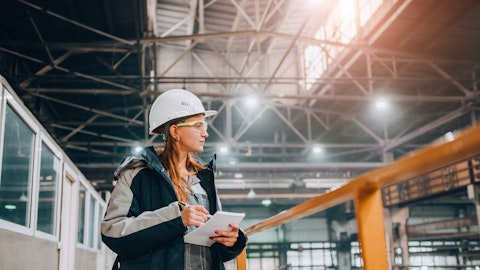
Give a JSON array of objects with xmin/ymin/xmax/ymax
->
[
  {"xmin": 210, "ymin": 224, "xmax": 239, "ymax": 247},
  {"xmin": 181, "ymin": 209, "xmax": 241, "ymax": 247},
  {"xmin": 180, "ymin": 205, "xmax": 211, "ymax": 226}
]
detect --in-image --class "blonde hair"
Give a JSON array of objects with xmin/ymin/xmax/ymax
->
[{"xmin": 155, "ymin": 138, "xmax": 205, "ymax": 202}]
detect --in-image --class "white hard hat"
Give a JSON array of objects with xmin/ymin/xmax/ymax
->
[{"xmin": 149, "ymin": 89, "xmax": 217, "ymax": 134}]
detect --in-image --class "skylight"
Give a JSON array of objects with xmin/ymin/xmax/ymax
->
[{"xmin": 304, "ymin": 0, "xmax": 383, "ymax": 90}]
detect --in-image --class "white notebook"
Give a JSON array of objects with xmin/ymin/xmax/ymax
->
[{"xmin": 183, "ymin": 210, "xmax": 245, "ymax": 247}]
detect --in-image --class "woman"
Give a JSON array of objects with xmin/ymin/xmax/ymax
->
[{"xmin": 101, "ymin": 89, "xmax": 247, "ymax": 270}]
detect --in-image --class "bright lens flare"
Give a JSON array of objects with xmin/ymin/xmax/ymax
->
[{"xmin": 375, "ymin": 97, "xmax": 390, "ymax": 111}]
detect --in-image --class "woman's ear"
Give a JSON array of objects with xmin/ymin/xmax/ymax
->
[{"xmin": 169, "ymin": 124, "xmax": 178, "ymax": 139}]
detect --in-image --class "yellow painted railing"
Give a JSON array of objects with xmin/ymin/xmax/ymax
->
[{"xmin": 236, "ymin": 123, "xmax": 480, "ymax": 270}]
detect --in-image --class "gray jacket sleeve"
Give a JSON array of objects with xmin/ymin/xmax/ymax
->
[{"xmin": 101, "ymin": 167, "xmax": 185, "ymax": 258}]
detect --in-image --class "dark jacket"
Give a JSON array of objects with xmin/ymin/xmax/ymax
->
[{"xmin": 101, "ymin": 146, "xmax": 247, "ymax": 270}]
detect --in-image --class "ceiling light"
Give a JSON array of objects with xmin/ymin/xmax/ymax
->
[
  {"xmin": 444, "ymin": 131, "xmax": 455, "ymax": 142},
  {"xmin": 312, "ymin": 146, "xmax": 323, "ymax": 154},
  {"xmin": 374, "ymin": 97, "xmax": 390, "ymax": 111},
  {"xmin": 247, "ymin": 188, "xmax": 256, "ymax": 198},
  {"xmin": 261, "ymin": 199, "xmax": 272, "ymax": 206},
  {"xmin": 245, "ymin": 95, "xmax": 259, "ymax": 108},
  {"xmin": 132, "ymin": 142, "xmax": 143, "ymax": 154},
  {"xmin": 219, "ymin": 146, "xmax": 229, "ymax": 154},
  {"xmin": 4, "ymin": 204, "xmax": 16, "ymax": 210},
  {"xmin": 19, "ymin": 193, "xmax": 28, "ymax": 202}
]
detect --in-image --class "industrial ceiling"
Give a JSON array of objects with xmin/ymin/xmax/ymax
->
[{"xmin": 1, "ymin": 0, "xmax": 479, "ymax": 207}]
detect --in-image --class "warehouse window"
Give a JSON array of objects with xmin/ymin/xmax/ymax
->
[
  {"xmin": 88, "ymin": 194, "xmax": 96, "ymax": 248},
  {"xmin": 97, "ymin": 204, "xmax": 104, "ymax": 249},
  {"xmin": 77, "ymin": 183, "xmax": 87, "ymax": 244},
  {"xmin": 0, "ymin": 104, "xmax": 35, "ymax": 227},
  {"xmin": 36, "ymin": 142, "xmax": 60, "ymax": 235},
  {"xmin": 77, "ymin": 185, "xmax": 103, "ymax": 250},
  {"xmin": 288, "ymin": 242, "xmax": 339, "ymax": 269}
]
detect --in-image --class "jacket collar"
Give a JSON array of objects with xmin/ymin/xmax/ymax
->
[
  {"xmin": 140, "ymin": 146, "xmax": 167, "ymax": 175},
  {"xmin": 114, "ymin": 146, "xmax": 215, "ymax": 184}
]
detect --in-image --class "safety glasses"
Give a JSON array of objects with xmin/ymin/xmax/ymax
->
[{"xmin": 175, "ymin": 120, "xmax": 208, "ymax": 132}]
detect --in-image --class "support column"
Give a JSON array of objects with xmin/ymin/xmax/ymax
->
[
  {"xmin": 467, "ymin": 184, "xmax": 480, "ymax": 237},
  {"xmin": 236, "ymin": 249, "xmax": 247, "ymax": 270},
  {"xmin": 390, "ymin": 207, "xmax": 409, "ymax": 269},
  {"xmin": 278, "ymin": 226, "xmax": 288, "ymax": 269},
  {"xmin": 354, "ymin": 187, "xmax": 389, "ymax": 270},
  {"xmin": 337, "ymin": 231, "xmax": 352, "ymax": 270}
]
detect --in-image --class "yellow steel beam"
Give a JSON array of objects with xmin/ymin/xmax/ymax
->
[
  {"xmin": 245, "ymin": 123, "xmax": 480, "ymax": 236},
  {"xmin": 238, "ymin": 123, "xmax": 480, "ymax": 269}
]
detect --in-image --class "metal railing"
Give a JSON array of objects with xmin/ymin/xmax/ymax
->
[{"xmin": 236, "ymin": 123, "xmax": 480, "ymax": 270}]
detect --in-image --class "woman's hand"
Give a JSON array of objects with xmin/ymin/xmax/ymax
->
[
  {"xmin": 180, "ymin": 204, "xmax": 210, "ymax": 227},
  {"xmin": 210, "ymin": 223, "xmax": 239, "ymax": 247}
]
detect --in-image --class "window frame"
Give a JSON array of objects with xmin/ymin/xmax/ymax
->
[
  {"xmin": 33, "ymin": 134, "xmax": 64, "ymax": 241},
  {"xmin": 0, "ymin": 91, "xmax": 40, "ymax": 235},
  {"xmin": 76, "ymin": 182, "xmax": 106, "ymax": 252}
]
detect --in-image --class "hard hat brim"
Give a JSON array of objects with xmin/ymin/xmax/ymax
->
[
  {"xmin": 204, "ymin": 110, "xmax": 217, "ymax": 118},
  {"xmin": 149, "ymin": 110, "xmax": 217, "ymax": 135}
]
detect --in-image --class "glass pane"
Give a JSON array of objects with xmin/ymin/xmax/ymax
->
[
  {"xmin": 36, "ymin": 143, "xmax": 59, "ymax": 234},
  {"xmin": 0, "ymin": 104, "xmax": 35, "ymax": 226},
  {"xmin": 88, "ymin": 195, "xmax": 95, "ymax": 248},
  {"xmin": 97, "ymin": 205, "xmax": 104, "ymax": 249},
  {"xmin": 77, "ymin": 184, "xmax": 86, "ymax": 244}
]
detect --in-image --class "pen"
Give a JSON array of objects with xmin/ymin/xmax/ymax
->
[
  {"xmin": 178, "ymin": 201, "xmax": 189, "ymax": 208},
  {"xmin": 178, "ymin": 201, "xmax": 213, "ymax": 219}
]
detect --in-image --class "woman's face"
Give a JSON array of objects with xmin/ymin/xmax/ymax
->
[{"xmin": 172, "ymin": 114, "xmax": 209, "ymax": 153}]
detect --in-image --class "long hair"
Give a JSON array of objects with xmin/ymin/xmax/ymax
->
[{"xmin": 154, "ymin": 128, "xmax": 205, "ymax": 202}]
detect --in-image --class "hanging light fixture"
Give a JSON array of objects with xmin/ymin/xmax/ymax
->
[
  {"xmin": 19, "ymin": 192, "xmax": 28, "ymax": 202},
  {"xmin": 247, "ymin": 188, "xmax": 256, "ymax": 198}
]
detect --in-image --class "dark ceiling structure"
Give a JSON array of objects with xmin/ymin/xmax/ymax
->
[{"xmin": 1, "ymin": 0, "xmax": 479, "ymax": 207}]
